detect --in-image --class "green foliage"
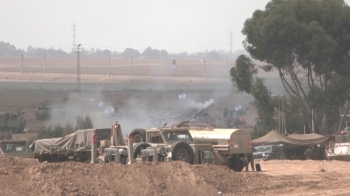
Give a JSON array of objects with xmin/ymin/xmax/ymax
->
[
  {"xmin": 242, "ymin": 0, "xmax": 350, "ymax": 134},
  {"xmin": 230, "ymin": 55, "xmax": 257, "ymax": 93},
  {"xmin": 64, "ymin": 122, "xmax": 74, "ymax": 136},
  {"xmin": 36, "ymin": 124, "xmax": 64, "ymax": 140},
  {"xmin": 251, "ymin": 78, "xmax": 276, "ymax": 136},
  {"xmin": 33, "ymin": 115, "xmax": 93, "ymax": 140},
  {"xmin": 75, "ymin": 115, "xmax": 93, "ymax": 130}
]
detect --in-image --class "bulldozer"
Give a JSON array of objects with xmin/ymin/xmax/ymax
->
[{"xmin": 0, "ymin": 109, "xmax": 26, "ymax": 140}]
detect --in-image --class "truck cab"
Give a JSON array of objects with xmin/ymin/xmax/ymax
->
[{"xmin": 0, "ymin": 140, "xmax": 34, "ymax": 158}]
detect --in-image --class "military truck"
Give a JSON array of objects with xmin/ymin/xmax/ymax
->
[
  {"xmin": 35, "ymin": 105, "xmax": 51, "ymax": 120},
  {"xmin": 0, "ymin": 140, "xmax": 34, "ymax": 158},
  {"xmin": 99, "ymin": 124, "xmax": 217, "ymax": 165},
  {"xmin": 100, "ymin": 123, "xmax": 252, "ymax": 171},
  {"xmin": 0, "ymin": 110, "xmax": 26, "ymax": 140},
  {"xmin": 129, "ymin": 123, "xmax": 253, "ymax": 171}
]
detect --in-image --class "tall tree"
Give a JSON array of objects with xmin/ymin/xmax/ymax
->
[
  {"xmin": 242, "ymin": 0, "xmax": 350, "ymax": 134},
  {"xmin": 230, "ymin": 55, "xmax": 275, "ymax": 137}
]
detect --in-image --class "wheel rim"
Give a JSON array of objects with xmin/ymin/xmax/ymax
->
[
  {"xmin": 177, "ymin": 148, "xmax": 188, "ymax": 160},
  {"xmin": 134, "ymin": 135, "xmax": 142, "ymax": 143}
]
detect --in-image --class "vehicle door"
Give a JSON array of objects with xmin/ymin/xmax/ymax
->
[{"xmin": 195, "ymin": 145, "xmax": 215, "ymax": 164}]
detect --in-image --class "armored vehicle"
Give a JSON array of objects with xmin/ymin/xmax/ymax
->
[
  {"xmin": 99, "ymin": 125, "xmax": 217, "ymax": 165},
  {"xmin": 0, "ymin": 140, "xmax": 33, "ymax": 158},
  {"xmin": 0, "ymin": 110, "xmax": 26, "ymax": 140},
  {"xmin": 100, "ymin": 123, "xmax": 252, "ymax": 171},
  {"xmin": 130, "ymin": 123, "xmax": 253, "ymax": 171},
  {"xmin": 35, "ymin": 105, "xmax": 51, "ymax": 120}
]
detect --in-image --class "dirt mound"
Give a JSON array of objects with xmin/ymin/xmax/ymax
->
[
  {"xmin": 0, "ymin": 156, "xmax": 271, "ymax": 196},
  {"xmin": 2, "ymin": 156, "xmax": 350, "ymax": 195}
]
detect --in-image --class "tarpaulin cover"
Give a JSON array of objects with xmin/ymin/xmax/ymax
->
[
  {"xmin": 252, "ymin": 130, "xmax": 334, "ymax": 148},
  {"xmin": 287, "ymin": 133, "xmax": 324, "ymax": 140},
  {"xmin": 30, "ymin": 128, "xmax": 111, "ymax": 154}
]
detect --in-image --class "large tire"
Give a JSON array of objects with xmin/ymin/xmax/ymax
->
[
  {"xmin": 172, "ymin": 141, "xmax": 194, "ymax": 163},
  {"xmin": 134, "ymin": 142, "xmax": 151, "ymax": 159},
  {"xmin": 229, "ymin": 157, "xmax": 244, "ymax": 172},
  {"xmin": 130, "ymin": 128, "xmax": 146, "ymax": 143}
]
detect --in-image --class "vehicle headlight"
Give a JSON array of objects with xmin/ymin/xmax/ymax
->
[
  {"xmin": 160, "ymin": 148, "xmax": 165, "ymax": 155},
  {"xmin": 262, "ymin": 153, "xmax": 265, "ymax": 157},
  {"xmin": 167, "ymin": 152, "xmax": 172, "ymax": 158}
]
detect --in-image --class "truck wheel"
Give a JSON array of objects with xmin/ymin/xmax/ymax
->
[
  {"xmin": 134, "ymin": 142, "xmax": 151, "ymax": 159},
  {"xmin": 130, "ymin": 128, "xmax": 146, "ymax": 143},
  {"xmin": 229, "ymin": 157, "xmax": 244, "ymax": 172},
  {"xmin": 172, "ymin": 141, "xmax": 194, "ymax": 163}
]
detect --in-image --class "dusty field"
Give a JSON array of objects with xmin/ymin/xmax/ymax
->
[
  {"xmin": 0, "ymin": 57, "xmax": 279, "ymax": 78},
  {"xmin": 0, "ymin": 156, "xmax": 349, "ymax": 196},
  {"xmin": 0, "ymin": 62, "xmax": 310, "ymax": 196}
]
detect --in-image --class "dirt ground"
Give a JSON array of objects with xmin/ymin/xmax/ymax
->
[
  {"xmin": 0, "ymin": 156, "xmax": 349, "ymax": 196},
  {"xmin": 1, "ymin": 71, "xmax": 346, "ymax": 196}
]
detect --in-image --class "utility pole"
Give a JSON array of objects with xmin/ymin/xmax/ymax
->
[
  {"xmin": 44, "ymin": 54, "xmax": 46, "ymax": 73},
  {"xmin": 108, "ymin": 56, "xmax": 110, "ymax": 77},
  {"xmin": 279, "ymin": 99, "xmax": 281, "ymax": 134},
  {"xmin": 312, "ymin": 109, "xmax": 314, "ymax": 133},
  {"xmin": 230, "ymin": 31, "xmax": 233, "ymax": 55},
  {"xmin": 72, "ymin": 23, "xmax": 76, "ymax": 52},
  {"xmin": 76, "ymin": 44, "xmax": 81, "ymax": 91},
  {"xmin": 21, "ymin": 54, "xmax": 23, "ymax": 74},
  {"xmin": 226, "ymin": 57, "xmax": 228, "ymax": 71},
  {"xmin": 203, "ymin": 58, "xmax": 206, "ymax": 78}
]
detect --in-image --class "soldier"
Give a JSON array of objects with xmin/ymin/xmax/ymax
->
[
  {"xmin": 245, "ymin": 153, "xmax": 255, "ymax": 171},
  {"xmin": 304, "ymin": 145, "xmax": 314, "ymax": 160}
]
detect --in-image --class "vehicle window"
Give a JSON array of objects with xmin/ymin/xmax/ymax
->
[
  {"xmin": 0, "ymin": 143, "xmax": 29, "ymax": 153},
  {"xmin": 150, "ymin": 135, "xmax": 164, "ymax": 143},
  {"xmin": 202, "ymin": 151, "xmax": 213, "ymax": 160},
  {"xmin": 163, "ymin": 131, "xmax": 192, "ymax": 142},
  {"xmin": 255, "ymin": 146, "xmax": 272, "ymax": 153}
]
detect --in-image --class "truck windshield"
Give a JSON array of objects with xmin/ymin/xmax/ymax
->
[
  {"xmin": 163, "ymin": 131, "xmax": 192, "ymax": 143},
  {"xmin": 255, "ymin": 146, "xmax": 272, "ymax": 153},
  {"xmin": 0, "ymin": 143, "xmax": 29, "ymax": 153}
]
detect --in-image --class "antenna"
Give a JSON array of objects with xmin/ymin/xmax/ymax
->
[
  {"xmin": 230, "ymin": 31, "xmax": 232, "ymax": 54},
  {"xmin": 72, "ymin": 23, "xmax": 76, "ymax": 52},
  {"xmin": 75, "ymin": 44, "xmax": 82, "ymax": 91}
]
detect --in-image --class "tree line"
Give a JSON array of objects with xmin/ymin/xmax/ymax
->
[{"xmin": 0, "ymin": 41, "xmax": 247, "ymax": 60}]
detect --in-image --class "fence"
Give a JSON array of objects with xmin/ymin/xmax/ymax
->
[{"xmin": 0, "ymin": 56, "xmax": 235, "ymax": 78}]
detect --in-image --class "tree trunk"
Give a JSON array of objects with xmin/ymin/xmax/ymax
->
[
  {"xmin": 321, "ymin": 112, "xmax": 328, "ymax": 135},
  {"xmin": 337, "ymin": 100, "xmax": 350, "ymax": 132}
]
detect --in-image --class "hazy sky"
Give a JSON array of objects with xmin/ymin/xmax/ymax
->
[{"xmin": 1, "ymin": 0, "xmax": 350, "ymax": 54}]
